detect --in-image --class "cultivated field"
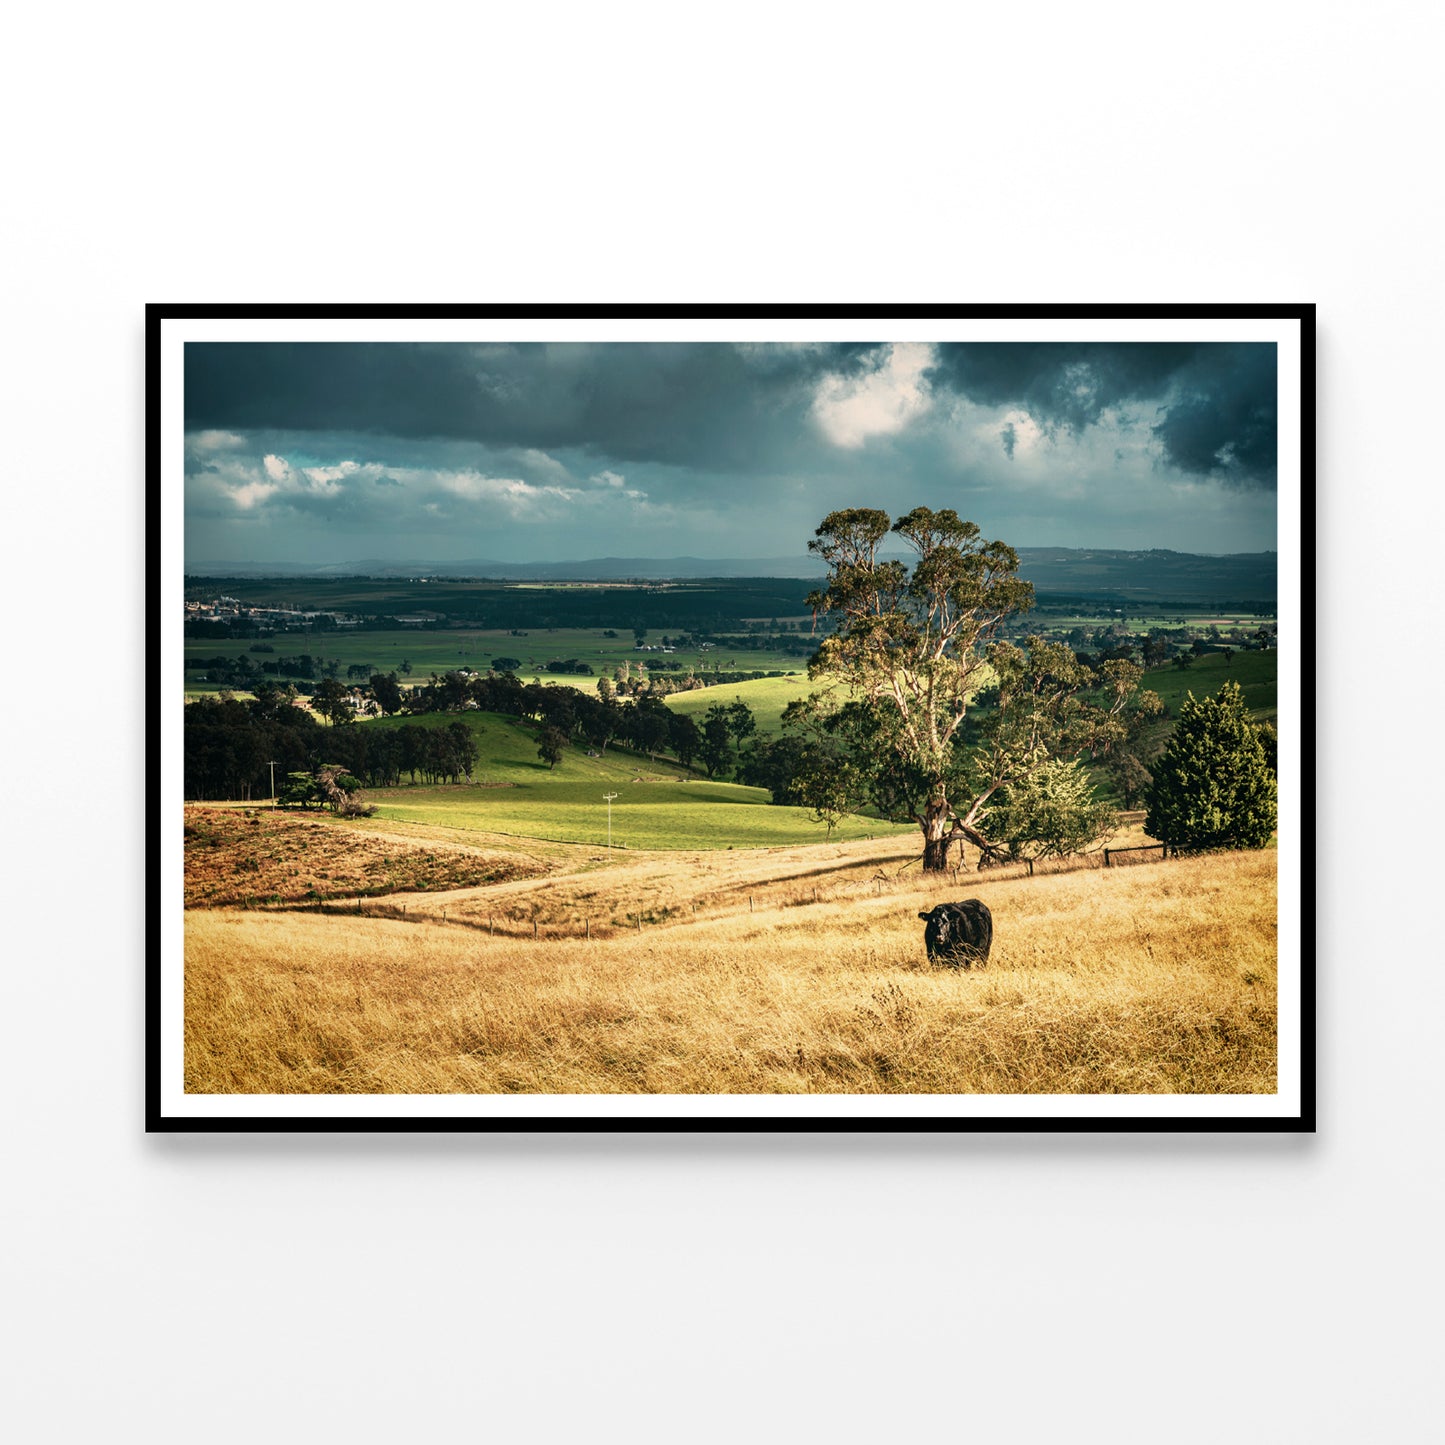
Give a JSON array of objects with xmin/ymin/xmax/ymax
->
[
  {"xmin": 184, "ymin": 840, "xmax": 1278, "ymax": 1095},
  {"xmin": 185, "ymin": 625, "xmax": 807, "ymax": 695}
]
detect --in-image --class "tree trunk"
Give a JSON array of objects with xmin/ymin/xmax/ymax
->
[{"xmin": 919, "ymin": 795, "xmax": 960, "ymax": 873}]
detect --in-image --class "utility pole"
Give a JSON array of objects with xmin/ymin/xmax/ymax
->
[
  {"xmin": 603, "ymin": 792, "xmax": 619, "ymax": 855},
  {"xmin": 267, "ymin": 760, "xmax": 279, "ymax": 805}
]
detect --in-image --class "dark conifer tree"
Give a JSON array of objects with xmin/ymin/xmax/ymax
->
[{"xmin": 1145, "ymin": 680, "xmax": 1277, "ymax": 851}]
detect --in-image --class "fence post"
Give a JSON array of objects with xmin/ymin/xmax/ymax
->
[
  {"xmin": 533, "ymin": 920, "xmax": 538, "ymax": 940},
  {"xmin": 1027, "ymin": 859, "xmax": 1034, "ymax": 877},
  {"xmin": 585, "ymin": 918, "xmax": 590, "ymax": 941}
]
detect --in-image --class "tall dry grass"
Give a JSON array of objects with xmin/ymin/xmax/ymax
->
[{"xmin": 184, "ymin": 851, "xmax": 1277, "ymax": 1095}]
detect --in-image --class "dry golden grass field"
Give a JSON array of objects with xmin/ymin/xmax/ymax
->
[
  {"xmin": 184, "ymin": 822, "xmax": 1277, "ymax": 1095},
  {"xmin": 183, "ymin": 805, "xmax": 545, "ymax": 906}
]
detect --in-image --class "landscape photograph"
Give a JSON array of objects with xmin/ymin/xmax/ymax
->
[{"xmin": 157, "ymin": 310, "xmax": 1307, "ymax": 1124}]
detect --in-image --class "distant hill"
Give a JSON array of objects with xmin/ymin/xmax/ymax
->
[
  {"xmin": 187, "ymin": 546, "xmax": 1276, "ymax": 604},
  {"xmin": 187, "ymin": 555, "xmax": 828, "ymax": 581},
  {"xmin": 1014, "ymin": 548, "xmax": 1276, "ymax": 604}
]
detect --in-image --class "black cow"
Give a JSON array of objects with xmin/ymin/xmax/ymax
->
[{"xmin": 918, "ymin": 900, "xmax": 993, "ymax": 968}]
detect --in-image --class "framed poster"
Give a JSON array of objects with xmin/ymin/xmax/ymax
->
[{"xmin": 151, "ymin": 305, "xmax": 1313, "ymax": 1131}]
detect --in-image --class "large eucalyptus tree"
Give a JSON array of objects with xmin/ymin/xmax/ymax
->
[{"xmin": 805, "ymin": 506, "xmax": 1152, "ymax": 871}]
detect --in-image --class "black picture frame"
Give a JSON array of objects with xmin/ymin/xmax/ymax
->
[{"xmin": 150, "ymin": 303, "xmax": 1314, "ymax": 1132}]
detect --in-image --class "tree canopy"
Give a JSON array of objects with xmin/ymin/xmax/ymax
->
[{"xmin": 804, "ymin": 506, "xmax": 1155, "ymax": 870}]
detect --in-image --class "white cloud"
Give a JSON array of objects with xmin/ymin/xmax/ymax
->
[
  {"xmin": 812, "ymin": 342, "xmax": 936, "ymax": 449},
  {"xmin": 188, "ymin": 430, "xmax": 245, "ymax": 452},
  {"xmin": 230, "ymin": 481, "xmax": 279, "ymax": 510},
  {"xmin": 188, "ymin": 445, "xmax": 667, "ymax": 533},
  {"xmin": 516, "ymin": 448, "xmax": 574, "ymax": 485},
  {"xmin": 302, "ymin": 461, "xmax": 359, "ymax": 485},
  {"xmin": 991, "ymin": 409, "xmax": 1045, "ymax": 460},
  {"xmin": 433, "ymin": 469, "xmax": 595, "ymax": 520}
]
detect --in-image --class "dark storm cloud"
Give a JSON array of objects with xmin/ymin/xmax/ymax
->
[
  {"xmin": 928, "ymin": 341, "xmax": 1277, "ymax": 487},
  {"xmin": 187, "ymin": 339, "xmax": 1277, "ymax": 488},
  {"xmin": 1147, "ymin": 343, "xmax": 1278, "ymax": 485},
  {"xmin": 183, "ymin": 338, "xmax": 1282, "ymax": 564},
  {"xmin": 185, "ymin": 341, "xmax": 873, "ymax": 472}
]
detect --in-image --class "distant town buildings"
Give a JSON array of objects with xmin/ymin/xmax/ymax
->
[{"xmin": 184, "ymin": 599, "xmax": 362, "ymax": 628}]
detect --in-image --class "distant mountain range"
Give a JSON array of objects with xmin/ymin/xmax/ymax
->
[
  {"xmin": 186, "ymin": 555, "xmax": 831, "ymax": 581},
  {"xmin": 187, "ymin": 548, "xmax": 1277, "ymax": 601},
  {"xmin": 1012, "ymin": 548, "xmax": 1276, "ymax": 602}
]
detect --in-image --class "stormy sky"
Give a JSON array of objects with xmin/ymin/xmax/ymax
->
[{"xmin": 184, "ymin": 340, "xmax": 1278, "ymax": 565}]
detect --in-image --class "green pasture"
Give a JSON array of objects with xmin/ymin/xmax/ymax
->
[
  {"xmin": 660, "ymin": 664, "xmax": 1009, "ymax": 735},
  {"xmin": 370, "ymin": 777, "xmax": 911, "ymax": 851},
  {"xmin": 184, "ymin": 626, "xmax": 806, "ymax": 692},
  {"xmin": 661, "ymin": 673, "xmax": 820, "ymax": 734},
  {"xmin": 1029, "ymin": 611, "xmax": 1276, "ymax": 633},
  {"xmin": 356, "ymin": 709, "xmax": 909, "ymax": 848},
  {"xmin": 185, "ymin": 682, "xmax": 252, "ymax": 698},
  {"xmin": 363, "ymin": 709, "xmax": 694, "ymax": 784},
  {"xmin": 183, "ymin": 575, "xmax": 821, "ymax": 624},
  {"xmin": 1141, "ymin": 649, "xmax": 1277, "ymax": 719}
]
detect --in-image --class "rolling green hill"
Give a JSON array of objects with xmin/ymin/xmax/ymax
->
[
  {"xmin": 661, "ymin": 673, "xmax": 817, "ymax": 734},
  {"xmin": 370, "ymin": 778, "xmax": 911, "ymax": 851},
  {"xmin": 1141, "ymin": 650, "xmax": 1277, "ymax": 721},
  {"xmin": 354, "ymin": 709, "xmax": 911, "ymax": 849}
]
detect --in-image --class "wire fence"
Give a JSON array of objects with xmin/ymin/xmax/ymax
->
[{"xmin": 1102, "ymin": 842, "xmax": 1172, "ymax": 866}]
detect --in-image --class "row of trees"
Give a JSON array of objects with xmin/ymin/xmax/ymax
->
[
  {"xmin": 398, "ymin": 669, "xmax": 766, "ymax": 780},
  {"xmin": 184, "ymin": 672, "xmax": 744, "ymax": 798},
  {"xmin": 183, "ymin": 692, "xmax": 480, "ymax": 799},
  {"xmin": 186, "ymin": 583, "xmax": 821, "ymax": 635}
]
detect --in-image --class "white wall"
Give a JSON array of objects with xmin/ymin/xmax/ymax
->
[{"xmin": 4, "ymin": 4, "xmax": 1437, "ymax": 1440}]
